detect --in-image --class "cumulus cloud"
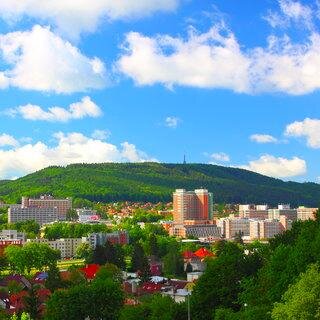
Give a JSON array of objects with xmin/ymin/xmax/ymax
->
[
  {"xmin": 210, "ymin": 152, "xmax": 230, "ymax": 162},
  {"xmin": 118, "ymin": 27, "xmax": 250, "ymax": 92},
  {"xmin": 250, "ymin": 134, "xmax": 278, "ymax": 143},
  {"xmin": 0, "ymin": 0, "xmax": 180, "ymax": 39},
  {"xmin": 6, "ymin": 97, "xmax": 102, "ymax": 122},
  {"xmin": 165, "ymin": 116, "xmax": 181, "ymax": 128},
  {"xmin": 117, "ymin": 18, "xmax": 320, "ymax": 95},
  {"xmin": 0, "ymin": 134, "xmax": 19, "ymax": 147},
  {"xmin": 285, "ymin": 118, "xmax": 320, "ymax": 148},
  {"xmin": 240, "ymin": 154, "xmax": 306, "ymax": 178},
  {"xmin": 0, "ymin": 132, "xmax": 157, "ymax": 179},
  {"xmin": 264, "ymin": 0, "xmax": 314, "ymax": 29},
  {"xmin": 0, "ymin": 25, "xmax": 107, "ymax": 93}
]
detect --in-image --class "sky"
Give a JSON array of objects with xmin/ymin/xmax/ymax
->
[{"xmin": 0, "ymin": 0, "xmax": 320, "ymax": 182}]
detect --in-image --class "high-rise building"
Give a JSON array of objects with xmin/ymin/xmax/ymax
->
[
  {"xmin": 22, "ymin": 195, "xmax": 72, "ymax": 220},
  {"xmin": 173, "ymin": 189, "xmax": 213, "ymax": 223}
]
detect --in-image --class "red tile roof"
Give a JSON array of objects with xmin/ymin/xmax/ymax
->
[{"xmin": 194, "ymin": 248, "xmax": 214, "ymax": 259}]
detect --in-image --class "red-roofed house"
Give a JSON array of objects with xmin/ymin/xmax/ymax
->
[
  {"xmin": 79, "ymin": 264, "xmax": 100, "ymax": 280},
  {"xmin": 194, "ymin": 247, "xmax": 214, "ymax": 260}
]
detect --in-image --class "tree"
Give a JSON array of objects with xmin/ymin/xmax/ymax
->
[
  {"xmin": 163, "ymin": 242, "xmax": 184, "ymax": 278},
  {"xmin": 272, "ymin": 264, "xmax": 320, "ymax": 319},
  {"xmin": 185, "ymin": 262, "xmax": 193, "ymax": 273},
  {"xmin": 191, "ymin": 242, "xmax": 262, "ymax": 320},
  {"xmin": 131, "ymin": 243, "xmax": 150, "ymax": 281},
  {"xmin": 66, "ymin": 209, "xmax": 78, "ymax": 221},
  {"xmin": 45, "ymin": 264, "xmax": 63, "ymax": 292},
  {"xmin": 45, "ymin": 279, "xmax": 124, "ymax": 320},
  {"xmin": 5, "ymin": 242, "xmax": 60, "ymax": 275},
  {"xmin": 95, "ymin": 264, "xmax": 122, "ymax": 283},
  {"xmin": 75, "ymin": 243, "xmax": 93, "ymax": 263},
  {"xmin": 149, "ymin": 234, "xmax": 159, "ymax": 258},
  {"xmin": 24, "ymin": 285, "xmax": 41, "ymax": 320}
]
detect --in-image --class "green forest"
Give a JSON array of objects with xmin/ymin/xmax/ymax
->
[{"xmin": 0, "ymin": 162, "xmax": 319, "ymax": 206}]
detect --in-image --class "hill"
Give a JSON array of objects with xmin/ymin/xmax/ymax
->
[{"xmin": 0, "ymin": 163, "xmax": 319, "ymax": 206}]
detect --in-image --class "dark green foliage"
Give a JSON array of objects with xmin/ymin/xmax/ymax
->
[
  {"xmin": 0, "ymin": 163, "xmax": 319, "ymax": 206},
  {"xmin": 45, "ymin": 264, "xmax": 63, "ymax": 292},
  {"xmin": 271, "ymin": 264, "xmax": 320, "ymax": 319},
  {"xmin": 92, "ymin": 241, "xmax": 125, "ymax": 269},
  {"xmin": 191, "ymin": 242, "xmax": 264, "ymax": 320},
  {"xmin": 131, "ymin": 242, "xmax": 150, "ymax": 280},
  {"xmin": 119, "ymin": 295, "xmax": 187, "ymax": 320},
  {"xmin": 23, "ymin": 285, "xmax": 41, "ymax": 320},
  {"xmin": 163, "ymin": 241, "xmax": 184, "ymax": 278},
  {"xmin": 148, "ymin": 233, "xmax": 159, "ymax": 258},
  {"xmin": 45, "ymin": 278, "xmax": 124, "ymax": 320}
]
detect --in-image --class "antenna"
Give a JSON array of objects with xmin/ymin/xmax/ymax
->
[{"xmin": 183, "ymin": 154, "xmax": 186, "ymax": 165}]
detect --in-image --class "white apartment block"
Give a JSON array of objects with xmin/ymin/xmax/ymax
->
[
  {"xmin": 268, "ymin": 205, "xmax": 297, "ymax": 220},
  {"xmin": 0, "ymin": 230, "xmax": 26, "ymax": 242},
  {"xmin": 27, "ymin": 238, "xmax": 83, "ymax": 259},
  {"xmin": 8, "ymin": 205, "xmax": 59, "ymax": 225},
  {"xmin": 22, "ymin": 195, "xmax": 72, "ymax": 220},
  {"xmin": 217, "ymin": 218, "xmax": 250, "ymax": 239},
  {"xmin": 249, "ymin": 216, "xmax": 292, "ymax": 240},
  {"xmin": 297, "ymin": 206, "xmax": 317, "ymax": 221}
]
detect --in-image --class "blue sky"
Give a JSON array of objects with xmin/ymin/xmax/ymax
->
[{"xmin": 0, "ymin": 0, "xmax": 320, "ymax": 182}]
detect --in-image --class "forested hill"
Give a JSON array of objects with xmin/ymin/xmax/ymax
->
[{"xmin": 0, "ymin": 163, "xmax": 319, "ymax": 206}]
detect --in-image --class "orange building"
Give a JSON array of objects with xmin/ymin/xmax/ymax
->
[{"xmin": 173, "ymin": 189, "xmax": 213, "ymax": 223}]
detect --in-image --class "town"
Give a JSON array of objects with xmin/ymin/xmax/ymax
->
[{"xmin": 0, "ymin": 189, "xmax": 317, "ymax": 319}]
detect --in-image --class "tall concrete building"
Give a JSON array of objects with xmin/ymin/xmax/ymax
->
[
  {"xmin": 8, "ymin": 195, "xmax": 72, "ymax": 225},
  {"xmin": 21, "ymin": 195, "xmax": 72, "ymax": 220},
  {"xmin": 297, "ymin": 206, "xmax": 318, "ymax": 221},
  {"xmin": 173, "ymin": 189, "xmax": 213, "ymax": 223},
  {"xmin": 8, "ymin": 205, "xmax": 59, "ymax": 225}
]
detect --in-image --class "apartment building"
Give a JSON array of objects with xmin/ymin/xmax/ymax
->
[
  {"xmin": 169, "ymin": 224, "xmax": 221, "ymax": 239},
  {"xmin": 268, "ymin": 205, "xmax": 297, "ymax": 220},
  {"xmin": 22, "ymin": 195, "xmax": 72, "ymax": 220},
  {"xmin": 218, "ymin": 218, "xmax": 250, "ymax": 239},
  {"xmin": 83, "ymin": 231, "xmax": 129, "ymax": 249},
  {"xmin": 239, "ymin": 204, "xmax": 269, "ymax": 219},
  {"xmin": 173, "ymin": 189, "xmax": 213, "ymax": 223},
  {"xmin": 0, "ymin": 230, "xmax": 26, "ymax": 242},
  {"xmin": 28, "ymin": 238, "xmax": 83, "ymax": 259},
  {"xmin": 8, "ymin": 205, "xmax": 59, "ymax": 225},
  {"xmin": 249, "ymin": 216, "xmax": 292, "ymax": 240},
  {"xmin": 297, "ymin": 206, "xmax": 317, "ymax": 221}
]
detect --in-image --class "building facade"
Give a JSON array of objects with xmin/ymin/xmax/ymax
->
[
  {"xmin": 297, "ymin": 206, "xmax": 317, "ymax": 221},
  {"xmin": 8, "ymin": 205, "xmax": 59, "ymax": 225},
  {"xmin": 173, "ymin": 189, "xmax": 213, "ymax": 223},
  {"xmin": 28, "ymin": 238, "xmax": 83, "ymax": 259},
  {"xmin": 22, "ymin": 195, "xmax": 72, "ymax": 220}
]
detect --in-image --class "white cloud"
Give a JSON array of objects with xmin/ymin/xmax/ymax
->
[
  {"xmin": 0, "ymin": 134, "xmax": 19, "ymax": 147},
  {"xmin": 0, "ymin": 132, "xmax": 157, "ymax": 179},
  {"xmin": 250, "ymin": 134, "xmax": 278, "ymax": 144},
  {"xmin": 117, "ymin": 22, "xmax": 320, "ymax": 95},
  {"xmin": 210, "ymin": 152, "xmax": 230, "ymax": 162},
  {"xmin": 165, "ymin": 116, "xmax": 181, "ymax": 128},
  {"xmin": 0, "ymin": 0, "xmax": 180, "ymax": 39},
  {"xmin": 285, "ymin": 118, "xmax": 320, "ymax": 148},
  {"xmin": 7, "ymin": 97, "xmax": 102, "ymax": 122},
  {"xmin": 117, "ymin": 27, "xmax": 250, "ymax": 92},
  {"xmin": 91, "ymin": 129, "xmax": 111, "ymax": 140},
  {"xmin": 240, "ymin": 154, "xmax": 306, "ymax": 178},
  {"xmin": 0, "ymin": 25, "xmax": 107, "ymax": 93},
  {"xmin": 265, "ymin": 0, "xmax": 314, "ymax": 29}
]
